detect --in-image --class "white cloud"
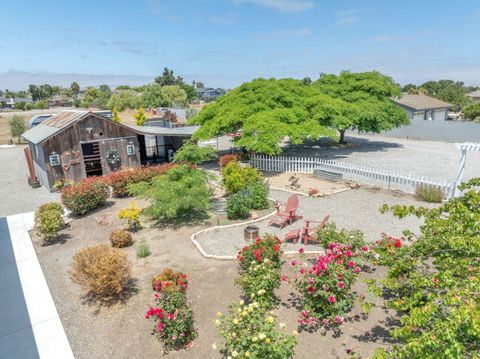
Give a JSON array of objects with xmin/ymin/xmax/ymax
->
[
  {"xmin": 233, "ymin": 0, "xmax": 315, "ymax": 12},
  {"xmin": 256, "ymin": 28, "xmax": 312, "ymax": 40}
]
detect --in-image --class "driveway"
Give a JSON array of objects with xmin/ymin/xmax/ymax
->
[
  {"xmin": 0, "ymin": 146, "xmax": 59, "ymax": 217},
  {"xmin": 282, "ymin": 133, "xmax": 480, "ymax": 183}
]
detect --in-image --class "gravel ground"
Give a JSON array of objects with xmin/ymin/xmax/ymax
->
[
  {"xmin": 282, "ymin": 133, "xmax": 480, "ymax": 182},
  {"xmin": 195, "ymin": 186, "xmax": 434, "ymax": 257},
  {"xmin": 0, "ymin": 145, "xmax": 59, "ymax": 217}
]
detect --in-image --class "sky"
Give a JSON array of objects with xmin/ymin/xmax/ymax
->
[{"xmin": 1, "ymin": 0, "xmax": 480, "ymax": 90}]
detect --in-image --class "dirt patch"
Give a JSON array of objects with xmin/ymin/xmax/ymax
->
[
  {"xmin": 264, "ymin": 172, "xmax": 349, "ymax": 196},
  {"xmin": 34, "ymin": 198, "xmax": 397, "ymax": 359}
]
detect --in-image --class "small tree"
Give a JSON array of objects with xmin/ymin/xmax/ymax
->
[
  {"xmin": 112, "ymin": 107, "xmax": 122, "ymax": 123},
  {"xmin": 172, "ymin": 140, "xmax": 217, "ymax": 164},
  {"xmin": 9, "ymin": 115, "xmax": 26, "ymax": 143},
  {"xmin": 134, "ymin": 108, "xmax": 146, "ymax": 126}
]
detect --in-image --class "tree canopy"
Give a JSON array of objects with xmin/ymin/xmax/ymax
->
[
  {"xmin": 190, "ymin": 72, "xmax": 409, "ymax": 153},
  {"xmin": 190, "ymin": 78, "xmax": 336, "ymax": 155},
  {"xmin": 313, "ymin": 71, "xmax": 409, "ymax": 143}
]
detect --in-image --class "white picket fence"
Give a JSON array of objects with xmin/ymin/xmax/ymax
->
[{"xmin": 251, "ymin": 154, "xmax": 456, "ymax": 198}]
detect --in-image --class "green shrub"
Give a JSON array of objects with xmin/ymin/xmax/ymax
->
[
  {"xmin": 61, "ymin": 177, "xmax": 109, "ymax": 215},
  {"xmin": 137, "ymin": 240, "xmax": 151, "ymax": 258},
  {"xmin": 246, "ymin": 181, "xmax": 269, "ymax": 210},
  {"xmin": 221, "ymin": 161, "xmax": 262, "ymax": 194},
  {"xmin": 215, "ymin": 301, "xmax": 297, "ymax": 359},
  {"xmin": 34, "ymin": 202, "xmax": 64, "ymax": 241},
  {"xmin": 415, "ymin": 184, "xmax": 444, "ymax": 203},
  {"xmin": 129, "ymin": 164, "xmax": 211, "ymax": 222},
  {"xmin": 109, "ymin": 230, "xmax": 133, "ymax": 248},
  {"xmin": 315, "ymin": 222, "xmax": 366, "ymax": 251},
  {"xmin": 9, "ymin": 115, "xmax": 26, "ymax": 143},
  {"xmin": 172, "ymin": 140, "xmax": 217, "ymax": 165},
  {"xmin": 226, "ymin": 191, "xmax": 251, "ymax": 219}
]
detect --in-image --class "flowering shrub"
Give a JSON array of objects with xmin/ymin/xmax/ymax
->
[
  {"xmin": 105, "ymin": 163, "xmax": 176, "ymax": 197},
  {"xmin": 237, "ymin": 235, "xmax": 283, "ymax": 271},
  {"xmin": 372, "ymin": 179, "xmax": 480, "ymax": 358},
  {"xmin": 146, "ymin": 291, "xmax": 197, "ymax": 350},
  {"xmin": 235, "ymin": 259, "xmax": 281, "ymax": 308},
  {"xmin": 34, "ymin": 202, "xmax": 64, "ymax": 242},
  {"xmin": 219, "ymin": 153, "xmax": 239, "ymax": 167},
  {"xmin": 215, "ymin": 300, "xmax": 297, "ymax": 359},
  {"xmin": 221, "ymin": 160, "xmax": 263, "ymax": 194},
  {"xmin": 227, "ymin": 191, "xmax": 251, "ymax": 219},
  {"xmin": 69, "ymin": 244, "xmax": 132, "ymax": 303},
  {"xmin": 61, "ymin": 177, "xmax": 109, "ymax": 215},
  {"xmin": 370, "ymin": 233, "xmax": 409, "ymax": 267},
  {"xmin": 293, "ymin": 242, "xmax": 363, "ymax": 324},
  {"xmin": 152, "ymin": 268, "xmax": 188, "ymax": 293},
  {"xmin": 109, "ymin": 229, "xmax": 133, "ymax": 248},
  {"xmin": 315, "ymin": 222, "xmax": 366, "ymax": 252},
  {"xmin": 117, "ymin": 200, "xmax": 142, "ymax": 230}
]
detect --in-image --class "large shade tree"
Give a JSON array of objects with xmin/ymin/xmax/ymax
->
[
  {"xmin": 313, "ymin": 71, "xmax": 410, "ymax": 143},
  {"xmin": 190, "ymin": 78, "xmax": 335, "ymax": 155}
]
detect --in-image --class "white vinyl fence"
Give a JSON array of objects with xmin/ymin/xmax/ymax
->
[{"xmin": 251, "ymin": 154, "xmax": 456, "ymax": 198}]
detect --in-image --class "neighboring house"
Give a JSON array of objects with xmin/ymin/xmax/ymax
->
[
  {"xmin": 49, "ymin": 95, "xmax": 71, "ymax": 107},
  {"xmin": 0, "ymin": 97, "xmax": 34, "ymax": 109},
  {"xmin": 393, "ymin": 94, "xmax": 453, "ymax": 121},
  {"xmin": 195, "ymin": 87, "xmax": 225, "ymax": 102},
  {"xmin": 21, "ymin": 110, "xmax": 199, "ymax": 190},
  {"xmin": 467, "ymin": 90, "xmax": 480, "ymax": 103}
]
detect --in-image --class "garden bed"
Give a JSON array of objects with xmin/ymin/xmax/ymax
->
[
  {"xmin": 263, "ymin": 171, "xmax": 350, "ymax": 196},
  {"xmin": 32, "ymin": 197, "xmax": 400, "ymax": 359}
]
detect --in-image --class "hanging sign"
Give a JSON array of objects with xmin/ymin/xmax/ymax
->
[{"xmin": 127, "ymin": 144, "xmax": 135, "ymax": 156}]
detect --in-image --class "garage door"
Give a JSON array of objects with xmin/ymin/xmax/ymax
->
[{"xmin": 413, "ymin": 111, "xmax": 425, "ymax": 121}]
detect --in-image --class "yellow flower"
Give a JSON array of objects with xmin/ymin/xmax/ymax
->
[
  {"xmin": 266, "ymin": 338, "xmax": 271, "ymax": 344},
  {"xmin": 242, "ymin": 311, "xmax": 247, "ymax": 317},
  {"xmin": 245, "ymin": 351, "xmax": 251, "ymax": 357},
  {"xmin": 266, "ymin": 316, "xmax": 274, "ymax": 324},
  {"xmin": 233, "ymin": 319, "xmax": 239, "ymax": 325},
  {"xmin": 239, "ymin": 300, "xmax": 244, "ymax": 305},
  {"xmin": 279, "ymin": 322, "xmax": 286, "ymax": 329},
  {"xmin": 258, "ymin": 333, "xmax": 266, "ymax": 340},
  {"xmin": 216, "ymin": 311, "xmax": 222, "ymax": 317},
  {"xmin": 215, "ymin": 319, "xmax": 221, "ymax": 326},
  {"xmin": 232, "ymin": 351, "xmax": 238, "ymax": 358},
  {"xmin": 252, "ymin": 336, "xmax": 258, "ymax": 342},
  {"xmin": 292, "ymin": 330, "xmax": 298, "ymax": 337},
  {"xmin": 231, "ymin": 332, "xmax": 237, "ymax": 338},
  {"xmin": 237, "ymin": 308, "xmax": 242, "ymax": 313}
]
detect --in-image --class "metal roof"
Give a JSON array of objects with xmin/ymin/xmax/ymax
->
[
  {"xmin": 126, "ymin": 124, "xmax": 199, "ymax": 137},
  {"xmin": 21, "ymin": 123, "xmax": 62, "ymax": 145},
  {"xmin": 393, "ymin": 94, "xmax": 453, "ymax": 111},
  {"xmin": 41, "ymin": 110, "xmax": 87, "ymax": 128}
]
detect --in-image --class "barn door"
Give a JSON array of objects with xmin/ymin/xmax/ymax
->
[{"xmin": 81, "ymin": 142, "xmax": 103, "ymax": 177}]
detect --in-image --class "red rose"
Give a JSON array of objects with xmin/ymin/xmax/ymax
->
[
  {"xmin": 273, "ymin": 244, "xmax": 279, "ymax": 251},
  {"xmin": 299, "ymin": 248, "xmax": 304, "ymax": 254},
  {"xmin": 394, "ymin": 239, "xmax": 402, "ymax": 248}
]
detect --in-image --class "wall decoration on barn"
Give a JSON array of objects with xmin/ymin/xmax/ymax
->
[
  {"xmin": 61, "ymin": 150, "xmax": 81, "ymax": 172},
  {"xmin": 126, "ymin": 144, "xmax": 135, "ymax": 156},
  {"xmin": 49, "ymin": 152, "xmax": 60, "ymax": 166},
  {"xmin": 106, "ymin": 149, "xmax": 121, "ymax": 164}
]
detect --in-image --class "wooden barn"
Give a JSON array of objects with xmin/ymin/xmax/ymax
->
[{"xmin": 21, "ymin": 110, "xmax": 199, "ymax": 190}]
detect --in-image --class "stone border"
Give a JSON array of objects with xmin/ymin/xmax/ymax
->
[
  {"xmin": 191, "ymin": 197, "xmax": 326, "ymax": 260},
  {"xmin": 270, "ymin": 185, "xmax": 351, "ymax": 198},
  {"xmin": 0, "ymin": 144, "xmax": 16, "ymax": 148}
]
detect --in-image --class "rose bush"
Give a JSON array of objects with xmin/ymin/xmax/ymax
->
[
  {"xmin": 61, "ymin": 177, "xmax": 109, "ymax": 215},
  {"xmin": 237, "ymin": 235, "xmax": 283, "ymax": 271},
  {"xmin": 215, "ymin": 301, "xmax": 297, "ymax": 359},
  {"xmin": 152, "ymin": 268, "xmax": 188, "ymax": 293}
]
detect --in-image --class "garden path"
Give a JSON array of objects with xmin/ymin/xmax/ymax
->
[{"xmin": 195, "ymin": 186, "xmax": 433, "ymax": 258}]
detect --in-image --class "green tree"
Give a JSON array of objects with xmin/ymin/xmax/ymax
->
[
  {"xmin": 190, "ymin": 78, "xmax": 335, "ymax": 155},
  {"xmin": 69, "ymin": 81, "xmax": 80, "ymax": 100},
  {"xmin": 128, "ymin": 164, "xmax": 211, "ymax": 222},
  {"xmin": 140, "ymin": 84, "xmax": 164, "ymax": 108},
  {"xmin": 134, "ymin": 108, "xmax": 146, "ymax": 126},
  {"xmin": 154, "ymin": 67, "xmax": 183, "ymax": 86},
  {"xmin": 420, "ymin": 80, "xmax": 471, "ymax": 110},
  {"xmin": 82, "ymin": 86, "xmax": 111, "ymax": 109},
  {"xmin": 313, "ymin": 71, "xmax": 409, "ymax": 143},
  {"xmin": 9, "ymin": 115, "xmax": 26, "ymax": 143},
  {"xmin": 112, "ymin": 108, "xmax": 122, "ymax": 123},
  {"xmin": 172, "ymin": 140, "xmax": 217, "ymax": 164},
  {"xmin": 463, "ymin": 102, "xmax": 480, "ymax": 121},
  {"xmin": 107, "ymin": 90, "xmax": 141, "ymax": 111},
  {"xmin": 160, "ymin": 85, "xmax": 188, "ymax": 107}
]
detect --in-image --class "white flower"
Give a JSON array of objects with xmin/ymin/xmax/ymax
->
[
  {"xmin": 279, "ymin": 322, "xmax": 286, "ymax": 329},
  {"xmin": 212, "ymin": 343, "xmax": 217, "ymax": 350}
]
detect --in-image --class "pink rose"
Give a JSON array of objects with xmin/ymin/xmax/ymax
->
[
  {"xmin": 337, "ymin": 281, "xmax": 345, "ymax": 288},
  {"xmin": 328, "ymin": 295, "xmax": 336, "ymax": 303}
]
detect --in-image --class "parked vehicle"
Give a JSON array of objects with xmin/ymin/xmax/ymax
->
[{"xmin": 28, "ymin": 114, "xmax": 54, "ymax": 128}]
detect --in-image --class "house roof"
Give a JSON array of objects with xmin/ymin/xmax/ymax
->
[
  {"xmin": 22, "ymin": 110, "xmax": 199, "ymax": 145},
  {"xmin": 393, "ymin": 94, "xmax": 453, "ymax": 111},
  {"xmin": 468, "ymin": 90, "xmax": 480, "ymax": 98}
]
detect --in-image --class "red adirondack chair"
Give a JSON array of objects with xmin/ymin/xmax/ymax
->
[
  {"xmin": 269, "ymin": 195, "xmax": 300, "ymax": 229},
  {"xmin": 284, "ymin": 215, "xmax": 330, "ymax": 245}
]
